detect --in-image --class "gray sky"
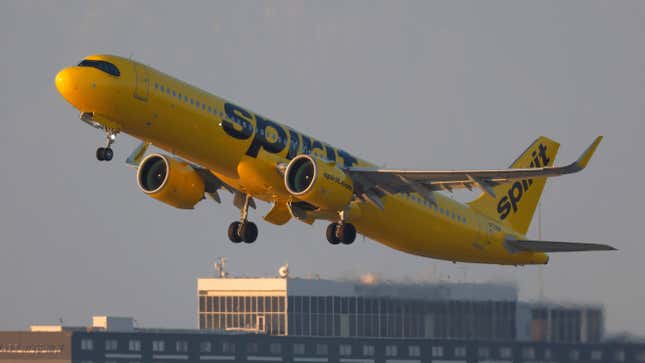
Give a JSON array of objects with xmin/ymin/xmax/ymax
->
[{"xmin": 1, "ymin": 1, "xmax": 644, "ymax": 335}]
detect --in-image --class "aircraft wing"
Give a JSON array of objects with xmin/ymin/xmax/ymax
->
[
  {"xmin": 505, "ymin": 238, "xmax": 616, "ymax": 253},
  {"xmin": 343, "ymin": 136, "xmax": 602, "ymax": 208}
]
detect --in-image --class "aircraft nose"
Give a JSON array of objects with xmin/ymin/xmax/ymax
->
[{"xmin": 55, "ymin": 67, "xmax": 77, "ymax": 98}]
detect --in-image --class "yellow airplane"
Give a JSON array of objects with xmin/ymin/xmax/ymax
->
[{"xmin": 55, "ymin": 54, "xmax": 615, "ymax": 265}]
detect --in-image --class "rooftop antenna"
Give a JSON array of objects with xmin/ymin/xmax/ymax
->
[{"xmin": 214, "ymin": 257, "xmax": 228, "ymax": 278}]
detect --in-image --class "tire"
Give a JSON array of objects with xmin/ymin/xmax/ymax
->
[
  {"xmin": 104, "ymin": 148, "xmax": 114, "ymax": 161},
  {"xmin": 339, "ymin": 223, "xmax": 356, "ymax": 245},
  {"xmin": 227, "ymin": 222, "xmax": 243, "ymax": 243},
  {"xmin": 96, "ymin": 147, "xmax": 106, "ymax": 161},
  {"xmin": 326, "ymin": 223, "xmax": 341, "ymax": 245},
  {"xmin": 242, "ymin": 222, "xmax": 258, "ymax": 243}
]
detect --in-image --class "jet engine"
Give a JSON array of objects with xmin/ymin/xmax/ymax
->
[
  {"xmin": 284, "ymin": 154, "xmax": 354, "ymax": 211},
  {"xmin": 136, "ymin": 153, "xmax": 205, "ymax": 209}
]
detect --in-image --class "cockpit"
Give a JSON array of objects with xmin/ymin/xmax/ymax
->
[{"xmin": 77, "ymin": 59, "xmax": 120, "ymax": 77}]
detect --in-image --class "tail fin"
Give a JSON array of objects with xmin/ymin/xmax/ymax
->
[{"xmin": 468, "ymin": 137, "xmax": 560, "ymax": 235}]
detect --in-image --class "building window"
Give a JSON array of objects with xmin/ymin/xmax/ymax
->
[
  {"xmin": 500, "ymin": 346, "xmax": 512, "ymax": 359},
  {"xmin": 362, "ymin": 345, "xmax": 374, "ymax": 356},
  {"xmin": 246, "ymin": 342, "xmax": 258, "ymax": 353},
  {"xmin": 270, "ymin": 343, "xmax": 282, "ymax": 354},
  {"xmin": 315, "ymin": 344, "xmax": 328, "ymax": 355},
  {"xmin": 408, "ymin": 345, "xmax": 421, "ymax": 357},
  {"xmin": 454, "ymin": 346, "xmax": 466, "ymax": 357},
  {"xmin": 293, "ymin": 343, "xmax": 305, "ymax": 355},
  {"xmin": 591, "ymin": 350, "xmax": 603, "ymax": 360},
  {"xmin": 222, "ymin": 341, "xmax": 235, "ymax": 354},
  {"xmin": 105, "ymin": 339, "xmax": 118, "ymax": 351},
  {"xmin": 385, "ymin": 345, "xmax": 398, "ymax": 357},
  {"xmin": 523, "ymin": 347, "xmax": 535, "ymax": 359},
  {"xmin": 432, "ymin": 346, "xmax": 443, "ymax": 357},
  {"xmin": 80, "ymin": 338, "xmax": 93, "ymax": 351},
  {"xmin": 176, "ymin": 341, "xmax": 188, "ymax": 353},
  {"xmin": 615, "ymin": 350, "xmax": 625, "ymax": 362},
  {"xmin": 478, "ymin": 346, "xmax": 490, "ymax": 358},
  {"xmin": 339, "ymin": 344, "xmax": 352, "ymax": 356},
  {"xmin": 637, "ymin": 350, "xmax": 645, "ymax": 362},
  {"xmin": 569, "ymin": 349, "xmax": 580, "ymax": 360},
  {"xmin": 129, "ymin": 340, "xmax": 141, "ymax": 352},
  {"xmin": 544, "ymin": 348, "xmax": 552, "ymax": 360},
  {"xmin": 200, "ymin": 341, "xmax": 212, "ymax": 353},
  {"xmin": 152, "ymin": 340, "xmax": 165, "ymax": 352}
]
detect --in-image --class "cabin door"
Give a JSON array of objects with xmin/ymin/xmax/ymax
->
[{"xmin": 133, "ymin": 62, "xmax": 150, "ymax": 101}]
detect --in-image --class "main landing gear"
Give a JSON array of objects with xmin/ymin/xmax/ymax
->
[
  {"xmin": 96, "ymin": 130, "xmax": 117, "ymax": 162},
  {"xmin": 326, "ymin": 222, "xmax": 356, "ymax": 245},
  {"xmin": 228, "ymin": 193, "xmax": 258, "ymax": 244}
]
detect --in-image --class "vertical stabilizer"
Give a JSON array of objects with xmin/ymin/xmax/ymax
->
[{"xmin": 468, "ymin": 137, "xmax": 560, "ymax": 235}]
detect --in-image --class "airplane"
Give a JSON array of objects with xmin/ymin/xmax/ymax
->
[{"xmin": 55, "ymin": 54, "xmax": 615, "ymax": 265}]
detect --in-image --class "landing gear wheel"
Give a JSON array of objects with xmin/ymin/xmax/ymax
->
[
  {"xmin": 242, "ymin": 222, "xmax": 258, "ymax": 243},
  {"xmin": 326, "ymin": 223, "xmax": 341, "ymax": 245},
  {"xmin": 228, "ymin": 222, "xmax": 243, "ymax": 243},
  {"xmin": 338, "ymin": 223, "xmax": 356, "ymax": 245},
  {"xmin": 103, "ymin": 148, "xmax": 113, "ymax": 161},
  {"xmin": 96, "ymin": 147, "xmax": 106, "ymax": 161}
]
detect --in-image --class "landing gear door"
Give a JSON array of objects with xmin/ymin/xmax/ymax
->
[{"xmin": 133, "ymin": 62, "xmax": 150, "ymax": 101}]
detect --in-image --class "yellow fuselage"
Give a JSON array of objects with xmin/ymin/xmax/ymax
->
[{"xmin": 55, "ymin": 55, "xmax": 547, "ymax": 265}]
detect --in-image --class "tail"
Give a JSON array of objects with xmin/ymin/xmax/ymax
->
[{"xmin": 468, "ymin": 136, "xmax": 560, "ymax": 235}]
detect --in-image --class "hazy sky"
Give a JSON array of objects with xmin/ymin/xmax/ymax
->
[{"xmin": 1, "ymin": 1, "xmax": 644, "ymax": 335}]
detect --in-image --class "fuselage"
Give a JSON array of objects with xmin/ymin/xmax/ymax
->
[{"xmin": 55, "ymin": 54, "xmax": 548, "ymax": 265}]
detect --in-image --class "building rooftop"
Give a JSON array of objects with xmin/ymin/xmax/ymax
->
[{"xmin": 198, "ymin": 276, "xmax": 519, "ymax": 301}]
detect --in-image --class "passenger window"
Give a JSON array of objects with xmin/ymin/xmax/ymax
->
[
  {"xmin": 172, "ymin": 90, "xmax": 176, "ymax": 97},
  {"xmin": 190, "ymin": 98, "xmax": 194, "ymax": 105},
  {"xmin": 184, "ymin": 96, "xmax": 188, "ymax": 102},
  {"xmin": 202, "ymin": 104, "xmax": 206, "ymax": 110},
  {"xmin": 160, "ymin": 85, "xmax": 165, "ymax": 92},
  {"xmin": 154, "ymin": 83, "xmax": 158, "ymax": 90},
  {"xmin": 196, "ymin": 100, "xmax": 200, "ymax": 107},
  {"xmin": 208, "ymin": 106, "xmax": 212, "ymax": 112}
]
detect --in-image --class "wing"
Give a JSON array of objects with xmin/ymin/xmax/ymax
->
[
  {"xmin": 505, "ymin": 238, "xmax": 616, "ymax": 253},
  {"xmin": 344, "ymin": 136, "xmax": 602, "ymax": 208}
]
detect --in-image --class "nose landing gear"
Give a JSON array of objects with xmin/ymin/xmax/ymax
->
[
  {"xmin": 96, "ymin": 130, "xmax": 117, "ymax": 162},
  {"xmin": 228, "ymin": 193, "xmax": 258, "ymax": 244}
]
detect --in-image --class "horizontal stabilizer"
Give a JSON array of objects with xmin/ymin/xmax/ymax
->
[{"xmin": 505, "ymin": 238, "xmax": 616, "ymax": 253}]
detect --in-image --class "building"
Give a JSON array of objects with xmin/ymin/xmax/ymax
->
[
  {"xmin": 1, "ymin": 317, "xmax": 643, "ymax": 363},
  {"xmin": 197, "ymin": 276, "xmax": 603, "ymax": 343}
]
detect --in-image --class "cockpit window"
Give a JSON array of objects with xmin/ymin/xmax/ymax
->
[{"xmin": 77, "ymin": 59, "xmax": 120, "ymax": 77}]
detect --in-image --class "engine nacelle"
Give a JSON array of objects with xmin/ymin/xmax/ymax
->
[
  {"xmin": 284, "ymin": 155, "xmax": 354, "ymax": 211},
  {"xmin": 137, "ymin": 153, "xmax": 205, "ymax": 209}
]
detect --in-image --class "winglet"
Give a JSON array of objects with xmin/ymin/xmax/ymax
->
[{"xmin": 574, "ymin": 136, "xmax": 603, "ymax": 171}]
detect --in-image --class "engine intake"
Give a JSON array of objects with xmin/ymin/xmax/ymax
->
[
  {"xmin": 137, "ymin": 154, "xmax": 205, "ymax": 209},
  {"xmin": 284, "ymin": 155, "xmax": 354, "ymax": 211}
]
